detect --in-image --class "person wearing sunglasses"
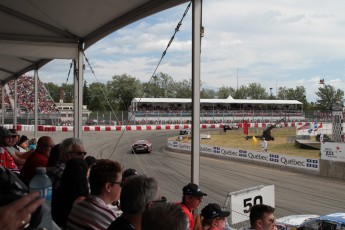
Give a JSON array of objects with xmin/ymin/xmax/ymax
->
[
  {"xmin": 177, "ymin": 183, "xmax": 208, "ymax": 230},
  {"xmin": 67, "ymin": 159, "xmax": 123, "ymax": 230},
  {"xmin": 194, "ymin": 203, "xmax": 230, "ymax": 230},
  {"xmin": 47, "ymin": 137, "xmax": 86, "ymax": 191},
  {"xmin": 107, "ymin": 175, "xmax": 161, "ymax": 230}
]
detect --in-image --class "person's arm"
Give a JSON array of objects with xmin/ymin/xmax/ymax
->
[{"xmin": 0, "ymin": 192, "xmax": 45, "ymax": 230}]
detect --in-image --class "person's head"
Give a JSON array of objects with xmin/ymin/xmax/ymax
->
[
  {"xmin": 89, "ymin": 159, "xmax": 123, "ymax": 204},
  {"xmin": 250, "ymin": 204, "xmax": 276, "ymax": 230},
  {"xmin": 182, "ymin": 183, "xmax": 207, "ymax": 210},
  {"xmin": 85, "ymin": 156, "xmax": 97, "ymax": 177},
  {"xmin": 59, "ymin": 137, "xmax": 86, "ymax": 162},
  {"xmin": 8, "ymin": 129, "xmax": 20, "ymax": 145},
  {"xmin": 198, "ymin": 203, "xmax": 230, "ymax": 230},
  {"xmin": 122, "ymin": 168, "xmax": 138, "ymax": 182},
  {"xmin": 36, "ymin": 136, "xmax": 54, "ymax": 158},
  {"xmin": 61, "ymin": 158, "xmax": 89, "ymax": 199},
  {"xmin": 0, "ymin": 127, "xmax": 14, "ymax": 147},
  {"xmin": 18, "ymin": 135, "xmax": 29, "ymax": 149},
  {"xmin": 48, "ymin": 144, "xmax": 60, "ymax": 167},
  {"xmin": 142, "ymin": 203, "xmax": 188, "ymax": 230},
  {"xmin": 120, "ymin": 175, "xmax": 160, "ymax": 215}
]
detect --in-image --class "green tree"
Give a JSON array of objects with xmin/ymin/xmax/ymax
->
[
  {"xmin": 44, "ymin": 82, "xmax": 60, "ymax": 102},
  {"xmin": 173, "ymin": 79, "xmax": 192, "ymax": 98},
  {"xmin": 83, "ymin": 80, "xmax": 91, "ymax": 106},
  {"xmin": 88, "ymin": 82, "xmax": 109, "ymax": 111},
  {"xmin": 316, "ymin": 85, "xmax": 344, "ymax": 110},
  {"xmin": 247, "ymin": 83, "xmax": 269, "ymax": 99},
  {"xmin": 107, "ymin": 74, "xmax": 142, "ymax": 111},
  {"xmin": 217, "ymin": 86, "xmax": 236, "ymax": 99},
  {"xmin": 61, "ymin": 83, "xmax": 74, "ymax": 103},
  {"xmin": 200, "ymin": 88, "xmax": 216, "ymax": 99},
  {"xmin": 142, "ymin": 72, "xmax": 175, "ymax": 98},
  {"xmin": 277, "ymin": 86, "xmax": 308, "ymax": 107}
]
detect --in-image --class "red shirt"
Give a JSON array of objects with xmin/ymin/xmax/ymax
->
[
  {"xmin": 0, "ymin": 147, "xmax": 19, "ymax": 171},
  {"xmin": 20, "ymin": 151, "xmax": 48, "ymax": 183},
  {"xmin": 177, "ymin": 202, "xmax": 194, "ymax": 230}
]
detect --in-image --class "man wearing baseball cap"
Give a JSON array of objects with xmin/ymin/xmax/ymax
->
[
  {"xmin": 177, "ymin": 183, "xmax": 207, "ymax": 230},
  {"xmin": 194, "ymin": 203, "xmax": 230, "ymax": 230},
  {"xmin": 0, "ymin": 127, "xmax": 20, "ymax": 173}
]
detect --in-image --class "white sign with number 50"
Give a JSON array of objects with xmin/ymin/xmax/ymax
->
[{"xmin": 229, "ymin": 185, "xmax": 275, "ymax": 224}]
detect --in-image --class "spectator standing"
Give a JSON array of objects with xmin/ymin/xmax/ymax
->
[
  {"xmin": 142, "ymin": 203, "xmax": 188, "ymax": 230},
  {"xmin": 107, "ymin": 175, "xmax": 160, "ymax": 230},
  {"xmin": 47, "ymin": 137, "xmax": 86, "ymax": 191},
  {"xmin": 194, "ymin": 203, "xmax": 230, "ymax": 230},
  {"xmin": 261, "ymin": 138, "xmax": 268, "ymax": 152},
  {"xmin": 52, "ymin": 158, "xmax": 89, "ymax": 228},
  {"xmin": 246, "ymin": 204, "xmax": 276, "ymax": 230},
  {"xmin": 67, "ymin": 159, "xmax": 122, "ymax": 230},
  {"xmin": 20, "ymin": 136, "xmax": 54, "ymax": 184},
  {"xmin": 177, "ymin": 183, "xmax": 207, "ymax": 230}
]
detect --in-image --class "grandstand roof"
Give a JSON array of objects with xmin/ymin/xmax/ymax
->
[
  {"xmin": 132, "ymin": 97, "xmax": 303, "ymax": 105},
  {"xmin": 0, "ymin": 0, "xmax": 188, "ymax": 83}
]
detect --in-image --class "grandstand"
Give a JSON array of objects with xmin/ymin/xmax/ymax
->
[
  {"xmin": 129, "ymin": 96, "xmax": 304, "ymax": 124},
  {"xmin": 0, "ymin": 75, "xmax": 60, "ymax": 125}
]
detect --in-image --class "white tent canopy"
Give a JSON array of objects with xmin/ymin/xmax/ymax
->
[{"xmin": 0, "ymin": 0, "xmax": 188, "ymax": 82}]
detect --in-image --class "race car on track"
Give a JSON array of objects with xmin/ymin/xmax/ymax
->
[
  {"xmin": 131, "ymin": 140, "xmax": 152, "ymax": 153},
  {"xmin": 275, "ymin": 214, "xmax": 319, "ymax": 230},
  {"xmin": 297, "ymin": 213, "xmax": 345, "ymax": 230}
]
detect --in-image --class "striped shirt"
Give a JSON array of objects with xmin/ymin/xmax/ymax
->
[{"xmin": 66, "ymin": 195, "xmax": 116, "ymax": 230}]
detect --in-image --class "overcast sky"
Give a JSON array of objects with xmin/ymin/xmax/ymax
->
[{"xmin": 33, "ymin": 0, "xmax": 345, "ymax": 102}]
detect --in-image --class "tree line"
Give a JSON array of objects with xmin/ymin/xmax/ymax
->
[{"xmin": 44, "ymin": 72, "xmax": 344, "ymax": 112}]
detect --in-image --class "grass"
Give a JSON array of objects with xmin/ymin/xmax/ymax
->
[{"xmin": 197, "ymin": 127, "xmax": 320, "ymax": 159}]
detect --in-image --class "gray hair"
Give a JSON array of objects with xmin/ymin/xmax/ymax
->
[
  {"xmin": 59, "ymin": 137, "xmax": 83, "ymax": 161},
  {"xmin": 120, "ymin": 175, "xmax": 159, "ymax": 214},
  {"xmin": 142, "ymin": 203, "xmax": 188, "ymax": 230}
]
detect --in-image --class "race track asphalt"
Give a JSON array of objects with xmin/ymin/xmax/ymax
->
[{"xmin": 25, "ymin": 129, "xmax": 345, "ymax": 223}]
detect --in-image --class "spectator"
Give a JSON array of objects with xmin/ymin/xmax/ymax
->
[
  {"xmin": 107, "ymin": 175, "xmax": 160, "ymax": 230},
  {"xmin": 177, "ymin": 183, "xmax": 207, "ymax": 230},
  {"xmin": 248, "ymin": 204, "xmax": 276, "ymax": 230},
  {"xmin": 6, "ymin": 130, "xmax": 26, "ymax": 167},
  {"xmin": 67, "ymin": 159, "xmax": 122, "ymax": 230},
  {"xmin": 85, "ymin": 155, "xmax": 97, "ymax": 177},
  {"xmin": 20, "ymin": 136, "xmax": 54, "ymax": 184},
  {"xmin": 142, "ymin": 203, "xmax": 188, "ymax": 230},
  {"xmin": 48, "ymin": 144, "xmax": 61, "ymax": 168},
  {"xmin": 0, "ymin": 127, "xmax": 20, "ymax": 173},
  {"xmin": 261, "ymin": 138, "xmax": 268, "ymax": 152},
  {"xmin": 52, "ymin": 158, "xmax": 89, "ymax": 228},
  {"xmin": 122, "ymin": 168, "xmax": 138, "ymax": 182},
  {"xmin": 194, "ymin": 203, "xmax": 230, "ymax": 230},
  {"xmin": 47, "ymin": 137, "xmax": 86, "ymax": 191},
  {"xmin": 17, "ymin": 135, "xmax": 29, "ymax": 152}
]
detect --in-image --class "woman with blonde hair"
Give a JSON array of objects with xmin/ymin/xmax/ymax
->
[{"xmin": 194, "ymin": 203, "xmax": 230, "ymax": 230}]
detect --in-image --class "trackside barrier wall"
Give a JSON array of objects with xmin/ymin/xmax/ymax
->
[
  {"xmin": 4, "ymin": 122, "xmax": 320, "ymax": 132},
  {"xmin": 167, "ymin": 140, "xmax": 320, "ymax": 174}
]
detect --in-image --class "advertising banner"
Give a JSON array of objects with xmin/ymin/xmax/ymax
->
[
  {"xmin": 296, "ymin": 122, "xmax": 332, "ymax": 136},
  {"xmin": 167, "ymin": 140, "xmax": 319, "ymax": 171},
  {"xmin": 321, "ymin": 142, "xmax": 345, "ymax": 162}
]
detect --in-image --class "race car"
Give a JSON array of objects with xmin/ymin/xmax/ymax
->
[
  {"xmin": 275, "ymin": 214, "xmax": 319, "ymax": 230},
  {"xmin": 297, "ymin": 213, "xmax": 345, "ymax": 230},
  {"xmin": 131, "ymin": 140, "xmax": 152, "ymax": 153}
]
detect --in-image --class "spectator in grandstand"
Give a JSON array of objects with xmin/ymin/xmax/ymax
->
[
  {"xmin": 141, "ymin": 203, "xmax": 188, "ymax": 230},
  {"xmin": 107, "ymin": 175, "xmax": 160, "ymax": 230},
  {"xmin": 122, "ymin": 168, "xmax": 138, "ymax": 182},
  {"xmin": 85, "ymin": 155, "xmax": 97, "ymax": 177},
  {"xmin": 28, "ymin": 138, "xmax": 37, "ymax": 150},
  {"xmin": 52, "ymin": 158, "xmax": 89, "ymax": 229},
  {"xmin": 5, "ymin": 130, "xmax": 25, "ymax": 167},
  {"xmin": 17, "ymin": 135, "xmax": 29, "ymax": 152},
  {"xmin": 67, "ymin": 159, "xmax": 122, "ymax": 230},
  {"xmin": 47, "ymin": 137, "xmax": 86, "ymax": 191},
  {"xmin": 20, "ymin": 136, "xmax": 54, "ymax": 184},
  {"xmin": 177, "ymin": 183, "xmax": 207, "ymax": 230},
  {"xmin": 0, "ymin": 127, "xmax": 20, "ymax": 173},
  {"xmin": 194, "ymin": 203, "xmax": 230, "ymax": 230},
  {"xmin": 261, "ymin": 138, "xmax": 268, "ymax": 152},
  {"xmin": 247, "ymin": 204, "xmax": 276, "ymax": 230}
]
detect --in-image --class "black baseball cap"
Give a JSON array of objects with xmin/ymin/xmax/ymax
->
[
  {"xmin": 182, "ymin": 183, "xmax": 207, "ymax": 196},
  {"xmin": 122, "ymin": 168, "xmax": 138, "ymax": 179},
  {"xmin": 201, "ymin": 203, "xmax": 230, "ymax": 219}
]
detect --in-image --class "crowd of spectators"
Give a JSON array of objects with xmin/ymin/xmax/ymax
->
[{"xmin": 5, "ymin": 75, "xmax": 59, "ymax": 114}]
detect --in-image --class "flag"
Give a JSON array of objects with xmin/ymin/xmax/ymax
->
[
  {"xmin": 252, "ymin": 136, "xmax": 258, "ymax": 145},
  {"xmin": 297, "ymin": 123, "xmax": 310, "ymax": 131},
  {"xmin": 243, "ymin": 121, "xmax": 249, "ymax": 135}
]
